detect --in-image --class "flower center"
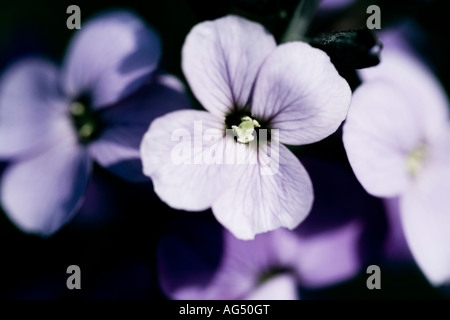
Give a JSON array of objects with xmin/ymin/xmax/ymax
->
[
  {"xmin": 70, "ymin": 94, "xmax": 103, "ymax": 144},
  {"xmin": 406, "ymin": 143, "xmax": 426, "ymax": 177},
  {"xmin": 70, "ymin": 95, "xmax": 102, "ymax": 144},
  {"xmin": 232, "ymin": 116, "xmax": 261, "ymax": 144}
]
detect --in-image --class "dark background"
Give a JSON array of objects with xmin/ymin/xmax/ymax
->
[{"xmin": 0, "ymin": 0, "xmax": 449, "ymax": 300}]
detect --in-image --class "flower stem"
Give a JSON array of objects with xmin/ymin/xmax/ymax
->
[{"xmin": 280, "ymin": 0, "xmax": 321, "ymax": 43}]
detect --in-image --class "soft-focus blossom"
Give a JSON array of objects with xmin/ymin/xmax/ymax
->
[
  {"xmin": 141, "ymin": 15, "xmax": 351, "ymax": 240},
  {"xmin": 0, "ymin": 11, "xmax": 190, "ymax": 235},
  {"xmin": 343, "ymin": 28, "xmax": 450, "ymax": 285},
  {"xmin": 158, "ymin": 159, "xmax": 384, "ymax": 299},
  {"xmin": 318, "ymin": 0, "xmax": 356, "ymax": 12}
]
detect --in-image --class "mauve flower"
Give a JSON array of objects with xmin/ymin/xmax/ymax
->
[
  {"xmin": 343, "ymin": 29, "xmax": 450, "ymax": 285},
  {"xmin": 318, "ymin": 0, "xmax": 356, "ymax": 11},
  {"xmin": 158, "ymin": 159, "xmax": 383, "ymax": 300},
  {"xmin": 140, "ymin": 15, "xmax": 351, "ymax": 240},
  {"xmin": 0, "ymin": 11, "xmax": 190, "ymax": 235}
]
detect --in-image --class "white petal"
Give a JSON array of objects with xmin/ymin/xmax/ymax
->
[
  {"xmin": 140, "ymin": 110, "xmax": 231, "ymax": 211},
  {"xmin": 182, "ymin": 15, "xmax": 276, "ymax": 117},
  {"xmin": 400, "ymin": 134, "xmax": 450, "ymax": 285},
  {"xmin": 343, "ymin": 81, "xmax": 422, "ymax": 197},
  {"xmin": 251, "ymin": 42, "xmax": 351, "ymax": 145},
  {"xmin": 212, "ymin": 143, "xmax": 313, "ymax": 240}
]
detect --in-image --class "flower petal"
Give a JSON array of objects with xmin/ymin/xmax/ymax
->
[
  {"xmin": 285, "ymin": 158, "xmax": 383, "ymax": 288},
  {"xmin": 141, "ymin": 110, "xmax": 231, "ymax": 211},
  {"xmin": 159, "ymin": 214, "xmax": 299, "ymax": 300},
  {"xmin": 61, "ymin": 10, "xmax": 160, "ymax": 108},
  {"xmin": 182, "ymin": 15, "xmax": 276, "ymax": 117},
  {"xmin": 400, "ymin": 135, "xmax": 450, "ymax": 285},
  {"xmin": 0, "ymin": 127, "xmax": 91, "ymax": 236},
  {"xmin": 89, "ymin": 73, "xmax": 191, "ymax": 182},
  {"xmin": 343, "ymin": 81, "xmax": 422, "ymax": 197},
  {"xmin": 0, "ymin": 58, "xmax": 68, "ymax": 158},
  {"xmin": 251, "ymin": 42, "xmax": 351, "ymax": 145},
  {"xmin": 318, "ymin": 0, "xmax": 356, "ymax": 11},
  {"xmin": 294, "ymin": 221, "xmax": 363, "ymax": 288},
  {"xmin": 212, "ymin": 142, "xmax": 313, "ymax": 240},
  {"xmin": 360, "ymin": 33, "xmax": 449, "ymax": 140}
]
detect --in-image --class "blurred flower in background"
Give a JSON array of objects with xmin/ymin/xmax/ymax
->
[
  {"xmin": 157, "ymin": 159, "xmax": 386, "ymax": 299},
  {"xmin": 0, "ymin": 10, "xmax": 190, "ymax": 235},
  {"xmin": 343, "ymin": 26, "xmax": 450, "ymax": 285}
]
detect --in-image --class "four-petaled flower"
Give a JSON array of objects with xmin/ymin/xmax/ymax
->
[
  {"xmin": 0, "ymin": 11, "xmax": 190, "ymax": 235},
  {"xmin": 141, "ymin": 15, "xmax": 351, "ymax": 240}
]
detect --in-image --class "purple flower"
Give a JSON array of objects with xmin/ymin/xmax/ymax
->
[
  {"xmin": 0, "ymin": 11, "xmax": 190, "ymax": 235},
  {"xmin": 140, "ymin": 15, "xmax": 351, "ymax": 240},
  {"xmin": 317, "ymin": 0, "xmax": 356, "ymax": 11},
  {"xmin": 158, "ymin": 159, "xmax": 381, "ymax": 300},
  {"xmin": 343, "ymin": 29, "xmax": 450, "ymax": 285}
]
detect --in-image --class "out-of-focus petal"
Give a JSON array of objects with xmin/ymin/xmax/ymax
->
[
  {"xmin": 182, "ymin": 15, "xmax": 276, "ymax": 117},
  {"xmin": 0, "ymin": 125, "xmax": 91, "ymax": 236},
  {"xmin": 251, "ymin": 42, "xmax": 351, "ymax": 145},
  {"xmin": 400, "ymin": 164, "xmax": 450, "ymax": 285},
  {"xmin": 159, "ymin": 215, "xmax": 299, "ymax": 300},
  {"xmin": 141, "ymin": 110, "xmax": 231, "ymax": 210},
  {"xmin": 212, "ymin": 143, "xmax": 313, "ymax": 240},
  {"xmin": 0, "ymin": 58, "xmax": 68, "ymax": 158},
  {"xmin": 318, "ymin": 0, "xmax": 356, "ymax": 11},
  {"xmin": 343, "ymin": 81, "xmax": 422, "ymax": 197},
  {"xmin": 360, "ymin": 37, "xmax": 449, "ymax": 140},
  {"xmin": 289, "ymin": 158, "xmax": 385, "ymax": 287},
  {"xmin": 61, "ymin": 10, "xmax": 160, "ymax": 108},
  {"xmin": 294, "ymin": 221, "xmax": 362, "ymax": 287},
  {"xmin": 89, "ymin": 74, "xmax": 191, "ymax": 182},
  {"xmin": 400, "ymin": 131, "xmax": 450, "ymax": 285}
]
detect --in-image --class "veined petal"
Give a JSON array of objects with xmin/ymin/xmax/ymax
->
[
  {"xmin": 140, "ymin": 110, "xmax": 231, "ymax": 211},
  {"xmin": 0, "ymin": 58, "xmax": 68, "ymax": 158},
  {"xmin": 182, "ymin": 15, "xmax": 276, "ymax": 117},
  {"xmin": 0, "ymin": 125, "xmax": 91, "ymax": 236},
  {"xmin": 212, "ymin": 142, "xmax": 313, "ymax": 240},
  {"xmin": 89, "ymin": 73, "xmax": 191, "ymax": 182},
  {"xmin": 251, "ymin": 42, "xmax": 351, "ymax": 145},
  {"xmin": 343, "ymin": 81, "xmax": 422, "ymax": 197},
  {"xmin": 61, "ymin": 10, "xmax": 160, "ymax": 108}
]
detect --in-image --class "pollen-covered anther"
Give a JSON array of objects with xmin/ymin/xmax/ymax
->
[{"xmin": 232, "ymin": 116, "xmax": 261, "ymax": 144}]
